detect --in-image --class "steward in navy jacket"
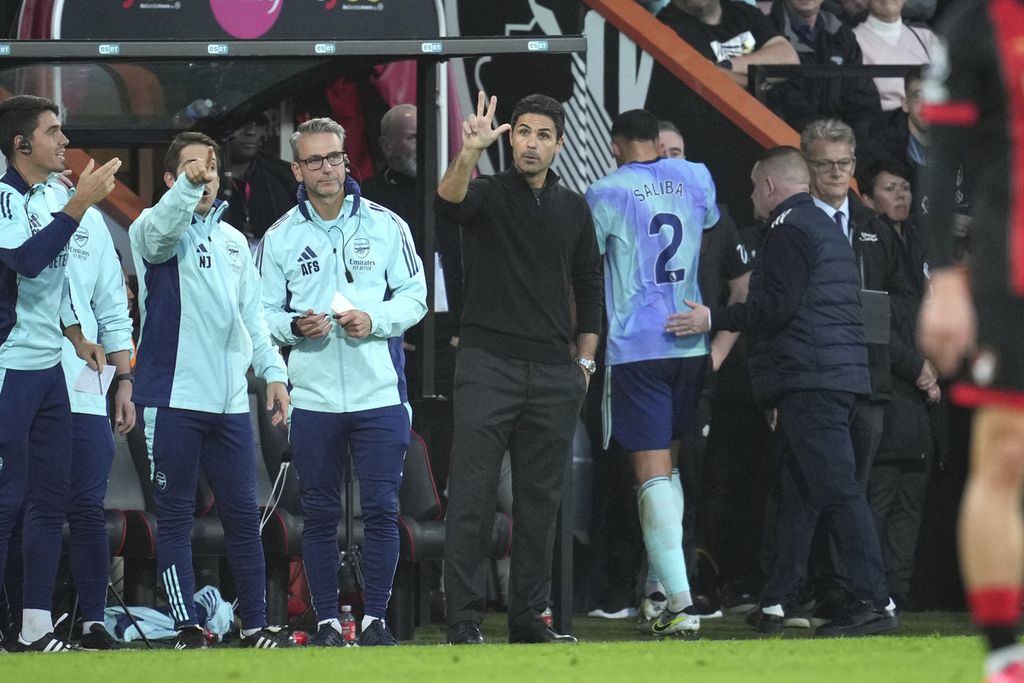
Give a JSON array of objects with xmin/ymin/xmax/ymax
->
[{"xmin": 710, "ymin": 192, "xmax": 870, "ymax": 404}]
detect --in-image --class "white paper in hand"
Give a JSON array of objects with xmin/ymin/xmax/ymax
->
[
  {"xmin": 331, "ymin": 291, "xmax": 355, "ymax": 316},
  {"xmin": 74, "ymin": 364, "xmax": 116, "ymax": 395}
]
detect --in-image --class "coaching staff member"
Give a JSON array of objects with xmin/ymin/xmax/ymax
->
[
  {"xmin": 437, "ymin": 92, "xmax": 602, "ymax": 645},
  {"xmin": 669, "ymin": 146, "xmax": 895, "ymax": 637}
]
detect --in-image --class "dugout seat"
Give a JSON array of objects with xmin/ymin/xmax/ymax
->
[
  {"xmin": 245, "ymin": 374, "xmax": 304, "ymax": 625},
  {"xmin": 387, "ymin": 430, "xmax": 513, "ymax": 640},
  {"xmin": 103, "ymin": 430, "xmax": 160, "ymax": 604},
  {"xmin": 122, "ymin": 421, "xmax": 229, "ymax": 607}
]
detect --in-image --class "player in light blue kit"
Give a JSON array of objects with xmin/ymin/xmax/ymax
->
[
  {"xmin": 130, "ymin": 132, "xmax": 291, "ymax": 650},
  {"xmin": 0, "ymin": 94, "xmax": 119, "ymax": 652},
  {"xmin": 585, "ymin": 109, "xmax": 719, "ymax": 637},
  {"xmin": 257, "ymin": 117, "xmax": 426, "ymax": 647}
]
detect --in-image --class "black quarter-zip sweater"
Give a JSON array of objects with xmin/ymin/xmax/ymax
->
[{"xmin": 435, "ymin": 167, "xmax": 603, "ymax": 364}]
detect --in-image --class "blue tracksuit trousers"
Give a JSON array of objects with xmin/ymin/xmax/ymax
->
[{"xmin": 290, "ymin": 405, "xmax": 409, "ymax": 621}]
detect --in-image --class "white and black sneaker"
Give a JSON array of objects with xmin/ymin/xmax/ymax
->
[
  {"xmin": 239, "ymin": 626, "xmax": 292, "ymax": 649},
  {"xmin": 17, "ymin": 631, "xmax": 75, "ymax": 653},
  {"xmin": 174, "ymin": 625, "xmax": 208, "ymax": 650}
]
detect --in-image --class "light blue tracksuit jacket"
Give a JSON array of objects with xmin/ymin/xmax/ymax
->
[
  {"xmin": 256, "ymin": 180, "xmax": 426, "ymax": 413},
  {"xmin": 129, "ymin": 173, "xmax": 286, "ymax": 414}
]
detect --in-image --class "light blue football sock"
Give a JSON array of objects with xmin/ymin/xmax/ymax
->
[
  {"xmin": 638, "ymin": 476, "xmax": 692, "ymax": 613},
  {"xmin": 670, "ymin": 467, "xmax": 684, "ymax": 519}
]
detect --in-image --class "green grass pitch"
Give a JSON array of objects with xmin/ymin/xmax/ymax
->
[{"xmin": 1, "ymin": 612, "xmax": 989, "ymax": 682}]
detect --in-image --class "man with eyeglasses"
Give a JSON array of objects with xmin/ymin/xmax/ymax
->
[
  {"xmin": 799, "ymin": 118, "xmax": 907, "ymax": 630},
  {"xmin": 130, "ymin": 131, "xmax": 291, "ymax": 650},
  {"xmin": 256, "ymin": 117, "xmax": 426, "ymax": 647}
]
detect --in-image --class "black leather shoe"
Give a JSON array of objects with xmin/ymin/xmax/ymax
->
[
  {"xmin": 446, "ymin": 621, "xmax": 484, "ymax": 645},
  {"xmin": 746, "ymin": 606, "xmax": 785, "ymax": 635},
  {"xmin": 815, "ymin": 599, "xmax": 899, "ymax": 637},
  {"xmin": 508, "ymin": 621, "xmax": 577, "ymax": 644}
]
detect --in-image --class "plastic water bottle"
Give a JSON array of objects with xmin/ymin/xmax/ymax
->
[
  {"xmin": 173, "ymin": 98, "xmax": 215, "ymax": 127},
  {"xmin": 541, "ymin": 607, "xmax": 554, "ymax": 628},
  {"xmin": 340, "ymin": 604, "xmax": 357, "ymax": 645}
]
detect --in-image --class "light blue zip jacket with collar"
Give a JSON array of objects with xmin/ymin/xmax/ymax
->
[
  {"xmin": 129, "ymin": 172, "xmax": 286, "ymax": 414},
  {"xmin": 256, "ymin": 178, "xmax": 426, "ymax": 413},
  {"xmin": 0, "ymin": 167, "xmax": 80, "ymax": 373},
  {"xmin": 45, "ymin": 182, "xmax": 135, "ymax": 416}
]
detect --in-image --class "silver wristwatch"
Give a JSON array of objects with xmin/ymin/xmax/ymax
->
[{"xmin": 574, "ymin": 357, "xmax": 597, "ymax": 376}]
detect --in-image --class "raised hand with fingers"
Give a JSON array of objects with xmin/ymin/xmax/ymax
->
[
  {"xmin": 462, "ymin": 91, "xmax": 511, "ymax": 152},
  {"xmin": 184, "ymin": 146, "xmax": 218, "ymax": 185},
  {"xmin": 63, "ymin": 157, "xmax": 122, "ymax": 221}
]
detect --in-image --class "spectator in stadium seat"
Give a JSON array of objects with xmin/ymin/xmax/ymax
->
[
  {"xmin": 881, "ymin": 73, "xmax": 970, "ymax": 230},
  {"xmin": 129, "ymin": 132, "xmax": 291, "ymax": 650},
  {"xmin": 822, "ymin": 0, "xmax": 869, "ymax": 26},
  {"xmin": 220, "ymin": 113, "xmax": 296, "ymax": 247},
  {"xmin": 257, "ymin": 117, "xmax": 426, "ymax": 648},
  {"xmin": 655, "ymin": 0, "xmax": 800, "ymax": 89},
  {"xmin": 853, "ymin": 0, "xmax": 940, "ymax": 115},
  {"xmin": 767, "ymin": 0, "xmax": 885, "ymax": 166}
]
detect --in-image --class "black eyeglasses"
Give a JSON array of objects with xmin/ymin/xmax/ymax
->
[
  {"xmin": 298, "ymin": 152, "xmax": 347, "ymax": 170},
  {"xmin": 808, "ymin": 157, "xmax": 855, "ymax": 173}
]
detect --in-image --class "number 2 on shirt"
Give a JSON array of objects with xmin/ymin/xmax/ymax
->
[{"xmin": 648, "ymin": 212, "xmax": 685, "ymax": 284}]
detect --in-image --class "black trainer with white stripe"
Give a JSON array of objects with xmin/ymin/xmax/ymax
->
[
  {"xmin": 239, "ymin": 626, "xmax": 292, "ymax": 649},
  {"xmin": 17, "ymin": 631, "xmax": 75, "ymax": 653}
]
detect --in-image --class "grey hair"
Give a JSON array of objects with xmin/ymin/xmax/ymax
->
[
  {"xmin": 290, "ymin": 117, "xmax": 345, "ymax": 157},
  {"xmin": 800, "ymin": 118, "xmax": 856, "ymax": 155}
]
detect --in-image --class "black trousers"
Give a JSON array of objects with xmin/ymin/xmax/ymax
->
[
  {"xmin": 868, "ymin": 458, "xmax": 930, "ymax": 600},
  {"xmin": 762, "ymin": 390, "xmax": 888, "ymax": 607},
  {"xmin": 444, "ymin": 347, "xmax": 586, "ymax": 630},
  {"xmin": 808, "ymin": 400, "xmax": 885, "ymax": 599},
  {"xmin": 704, "ymin": 398, "xmax": 773, "ymax": 594}
]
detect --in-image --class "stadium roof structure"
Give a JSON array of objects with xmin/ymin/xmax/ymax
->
[{"xmin": 0, "ymin": 36, "xmax": 587, "ymax": 146}]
